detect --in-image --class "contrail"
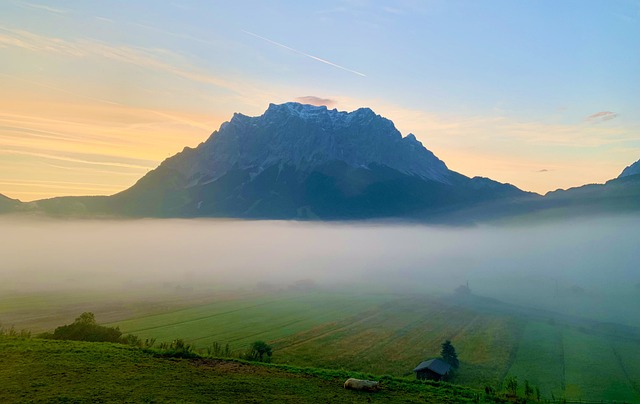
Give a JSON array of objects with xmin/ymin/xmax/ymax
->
[{"xmin": 242, "ymin": 30, "xmax": 366, "ymax": 77}]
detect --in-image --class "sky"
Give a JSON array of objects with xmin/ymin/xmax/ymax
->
[{"xmin": 1, "ymin": 0, "xmax": 639, "ymax": 201}]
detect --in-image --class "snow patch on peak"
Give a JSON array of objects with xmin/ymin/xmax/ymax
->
[
  {"xmin": 264, "ymin": 102, "xmax": 378, "ymax": 122},
  {"xmin": 267, "ymin": 102, "xmax": 328, "ymax": 117}
]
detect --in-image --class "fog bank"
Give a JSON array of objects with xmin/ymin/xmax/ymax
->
[{"xmin": 2, "ymin": 216, "xmax": 639, "ymax": 325}]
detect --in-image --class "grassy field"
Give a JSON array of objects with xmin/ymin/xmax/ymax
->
[
  {"xmin": 4, "ymin": 289, "xmax": 640, "ymax": 402},
  {"xmin": 271, "ymin": 296, "xmax": 518, "ymax": 388},
  {"xmin": 0, "ymin": 335, "xmax": 492, "ymax": 403},
  {"xmin": 562, "ymin": 327, "xmax": 640, "ymax": 402},
  {"xmin": 505, "ymin": 321, "xmax": 640, "ymax": 402},
  {"xmin": 109, "ymin": 292, "xmax": 519, "ymax": 388},
  {"xmin": 0, "ymin": 287, "xmax": 239, "ymax": 333},
  {"xmin": 112, "ymin": 292, "xmax": 395, "ymax": 352},
  {"xmin": 504, "ymin": 321, "xmax": 564, "ymax": 398}
]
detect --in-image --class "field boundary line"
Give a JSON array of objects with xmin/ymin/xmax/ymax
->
[
  {"xmin": 273, "ymin": 309, "xmax": 386, "ymax": 350},
  {"xmin": 611, "ymin": 343, "xmax": 640, "ymax": 396}
]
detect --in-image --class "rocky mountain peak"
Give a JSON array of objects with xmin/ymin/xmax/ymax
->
[{"xmin": 168, "ymin": 102, "xmax": 452, "ymax": 185}]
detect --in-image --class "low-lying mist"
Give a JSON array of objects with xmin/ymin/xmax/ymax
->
[{"xmin": 2, "ymin": 215, "xmax": 639, "ymax": 326}]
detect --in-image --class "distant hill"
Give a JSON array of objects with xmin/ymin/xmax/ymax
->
[
  {"xmin": 540, "ymin": 173, "xmax": 640, "ymax": 214},
  {"xmin": 0, "ymin": 194, "xmax": 23, "ymax": 214},
  {"xmin": 449, "ymin": 172, "xmax": 640, "ymax": 223}
]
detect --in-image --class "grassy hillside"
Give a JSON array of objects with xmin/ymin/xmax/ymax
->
[
  {"xmin": 0, "ymin": 335, "xmax": 492, "ymax": 403},
  {"xmin": 4, "ymin": 290, "xmax": 640, "ymax": 402}
]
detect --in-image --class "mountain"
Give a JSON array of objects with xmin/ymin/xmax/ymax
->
[
  {"xmin": 91, "ymin": 102, "xmax": 528, "ymax": 219},
  {"xmin": 537, "ymin": 161, "xmax": 640, "ymax": 215},
  {"xmin": 618, "ymin": 159, "xmax": 640, "ymax": 179},
  {"xmin": 5, "ymin": 102, "xmax": 637, "ymax": 221},
  {"xmin": 456, "ymin": 158, "xmax": 640, "ymax": 222},
  {"xmin": 0, "ymin": 193, "xmax": 23, "ymax": 214}
]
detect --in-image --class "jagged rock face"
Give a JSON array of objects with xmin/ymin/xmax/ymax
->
[
  {"xmin": 104, "ymin": 102, "xmax": 527, "ymax": 219},
  {"xmin": 164, "ymin": 102, "xmax": 453, "ymax": 186},
  {"xmin": 618, "ymin": 159, "xmax": 640, "ymax": 179}
]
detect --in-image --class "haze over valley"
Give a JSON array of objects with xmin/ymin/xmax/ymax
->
[
  {"xmin": 3, "ymin": 215, "xmax": 639, "ymax": 327},
  {"xmin": 2, "ymin": 1, "xmax": 639, "ymax": 402}
]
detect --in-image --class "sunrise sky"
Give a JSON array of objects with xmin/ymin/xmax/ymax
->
[{"xmin": 1, "ymin": 0, "xmax": 639, "ymax": 201}]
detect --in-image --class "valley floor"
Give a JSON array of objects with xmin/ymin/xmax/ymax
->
[{"xmin": 2, "ymin": 289, "xmax": 640, "ymax": 402}]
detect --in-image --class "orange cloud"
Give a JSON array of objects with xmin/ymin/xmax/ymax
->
[
  {"xmin": 294, "ymin": 96, "xmax": 337, "ymax": 108},
  {"xmin": 586, "ymin": 111, "xmax": 618, "ymax": 123}
]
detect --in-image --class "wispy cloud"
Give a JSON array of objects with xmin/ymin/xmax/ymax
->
[
  {"xmin": 295, "ymin": 96, "xmax": 337, "ymax": 108},
  {"xmin": 43, "ymin": 163, "xmax": 144, "ymax": 177},
  {"xmin": 242, "ymin": 30, "xmax": 366, "ymax": 77},
  {"xmin": 1, "ymin": 149, "xmax": 155, "ymax": 171},
  {"xmin": 382, "ymin": 6, "xmax": 404, "ymax": 15},
  {"xmin": 0, "ymin": 179, "xmax": 125, "ymax": 191},
  {"xmin": 586, "ymin": 111, "xmax": 619, "ymax": 123},
  {"xmin": 19, "ymin": 2, "xmax": 68, "ymax": 14},
  {"xmin": 0, "ymin": 26, "xmax": 286, "ymax": 112},
  {"xmin": 0, "ymin": 27, "xmax": 246, "ymax": 95},
  {"xmin": 95, "ymin": 16, "xmax": 114, "ymax": 23}
]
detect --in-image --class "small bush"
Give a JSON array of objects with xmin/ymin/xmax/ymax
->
[
  {"xmin": 504, "ymin": 376, "xmax": 518, "ymax": 397},
  {"xmin": 206, "ymin": 341, "xmax": 231, "ymax": 357},
  {"xmin": 242, "ymin": 341, "xmax": 272, "ymax": 362}
]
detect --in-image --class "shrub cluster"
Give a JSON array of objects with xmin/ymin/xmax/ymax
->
[
  {"xmin": 38, "ymin": 312, "xmax": 153, "ymax": 348},
  {"xmin": 0, "ymin": 323, "xmax": 31, "ymax": 338},
  {"xmin": 39, "ymin": 312, "xmax": 122, "ymax": 343},
  {"xmin": 154, "ymin": 339, "xmax": 198, "ymax": 358}
]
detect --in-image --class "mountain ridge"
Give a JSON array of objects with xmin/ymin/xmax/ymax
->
[
  {"xmin": 1, "ymin": 102, "xmax": 638, "ymax": 221},
  {"xmin": 102, "ymin": 102, "xmax": 528, "ymax": 219},
  {"xmin": 618, "ymin": 158, "xmax": 640, "ymax": 179}
]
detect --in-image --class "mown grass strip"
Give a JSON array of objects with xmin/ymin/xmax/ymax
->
[{"xmin": 504, "ymin": 321, "xmax": 564, "ymax": 399}]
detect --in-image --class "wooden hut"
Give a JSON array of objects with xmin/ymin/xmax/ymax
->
[{"xmin": 413, "ymin": 358, "xmax": 451, "ymax": 381}]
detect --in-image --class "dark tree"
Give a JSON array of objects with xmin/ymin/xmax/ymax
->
[
  {"xmin": 524, "ymin": 379, "xmax": 533, "ymax": 399},
  {"xmin": 75, "ymin": 312, "xmax": 97, "ymax": 325},
  {"xmin": 247, "ymin": 341, "xmax": 273, "ymax": 362},
  {"xmin": 440, "ymin": 340, "xmax": 459, "ymax": 369},
  {"xmin": 504, "ymin": 376, "xmax": 518, "ymax": 397}
]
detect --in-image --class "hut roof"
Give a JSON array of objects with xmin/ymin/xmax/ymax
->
[{"xmin": 413, "ymin": 358, "xmax": 451, "ymax": 376}]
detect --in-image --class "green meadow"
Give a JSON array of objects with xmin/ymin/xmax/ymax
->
[
  {"xmin": 111, "ymin": 292, "xmax": 393, "ymax": 352},
  {"xmin": 505, "ymin": 321, "xmax": 640, "ymax": 402},
  {"xmin": 3, "ymin": 289, "xmax": 640, "ymax": 402},
  {"xmin": 106, "ymin": 290, "xmax": 640, "ymax": 401},
  {"xmin": 0, "ymin": 335, "xmax": 488, "ymax": 403}
]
